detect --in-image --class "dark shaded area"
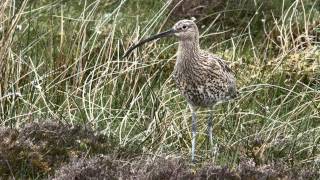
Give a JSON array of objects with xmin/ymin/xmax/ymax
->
[
  {"xmin": 169, "ymin": 0, "xmax": 226, "ymax": 20},
  {"xmin": 168, "ymin": 0, "xmax": 320, "ymax": 46},
  {"xmin": 168, "ymin": 0, "xmax": 299, "ymax": 26}
]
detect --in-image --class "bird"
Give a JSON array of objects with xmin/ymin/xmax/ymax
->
[{"xmin": 123, "ymin": 19, "xmax": 237, "ymax": 162}]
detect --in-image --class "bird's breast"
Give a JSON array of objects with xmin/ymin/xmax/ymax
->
[
  {"xmin": 172, "ymin": 64, "xmax": 236, "ymax": 107},
  {"xmin": 173, "ymin": 69, "xmax": 218, "ymax": 107}
]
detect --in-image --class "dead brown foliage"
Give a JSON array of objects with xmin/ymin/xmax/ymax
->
[
  {"xmin": 1, "ymin": 122, "xmax": 319, "ymax": 179},
  {"xmin": 0, "ymin": 121, "xmax": 112, "ymax": 177},
  {"xmin": 53, "ymin": 155, "xmax": 319, "ymax": 180}
]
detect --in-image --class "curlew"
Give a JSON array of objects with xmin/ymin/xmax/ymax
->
[{"xmin": 123, "ymin": 19, "xmax": 237, "ymax": 162}]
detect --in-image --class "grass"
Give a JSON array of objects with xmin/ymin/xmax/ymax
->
[{"xmin": 0, "ymin": 0, "xmax": 319, "ymax": 178}]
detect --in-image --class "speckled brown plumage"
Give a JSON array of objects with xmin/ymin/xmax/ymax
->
[{"xmin": 172, "ymin": 20, "xmax": 237, "ymax": 108}]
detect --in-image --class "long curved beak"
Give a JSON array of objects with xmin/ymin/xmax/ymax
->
[{"xmin": 123, "ymin": 29, "xmax": 176, "ymax": 58}]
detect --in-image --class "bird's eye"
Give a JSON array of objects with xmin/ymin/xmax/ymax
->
[{"xmin": 182, "ymin": 25, "xmax": 187, "ymax": 29}]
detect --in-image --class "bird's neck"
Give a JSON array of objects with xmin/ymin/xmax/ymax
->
[{"xmin": 177, "ymin": 39, "xmax": 201, "ymax": 63}]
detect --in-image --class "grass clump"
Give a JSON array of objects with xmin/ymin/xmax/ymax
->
[{"xmin": 0, "ymin": 121, "xmax": 113, "ymax": 178}]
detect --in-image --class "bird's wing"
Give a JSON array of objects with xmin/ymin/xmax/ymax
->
[
  {"xmin": 206, "ymin": 53, "xmax": 234, "ymax": 75},
  {"xmin": 208, "ymin": 54, "xmax": 238, "ymax": 98},
  {"xmin": 215, "ymin": 56, "xmax": 233, "ymax": 74}
]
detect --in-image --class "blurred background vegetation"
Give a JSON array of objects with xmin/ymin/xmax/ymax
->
[{"xmin": 0, "ymin": 0, "xmax": 319, "ymax": 178}]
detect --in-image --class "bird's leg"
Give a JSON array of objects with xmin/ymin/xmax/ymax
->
[
  {"xmin": 190, "ymin": 105, "xmax": 197, "ymax": 163},
  {"xmin": 208, "ymin": 107, "xmax": 218, "ymax": 160},
  {"xmin": 208, "ymin": 109, "xmax": 213, "ymax": 152}
]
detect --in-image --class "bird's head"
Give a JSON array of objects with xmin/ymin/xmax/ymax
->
[
  {"xmin": 172, "ymin": 19, "xmax": 199, "ymax": 41},
  {"xmin": 123, "ymin": 19, "xmax": 198, "ymax": 58}
]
